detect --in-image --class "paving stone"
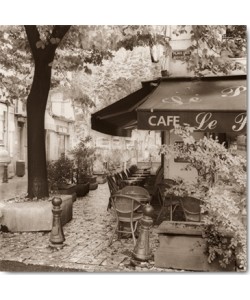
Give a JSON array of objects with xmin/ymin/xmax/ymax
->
[{"xmin": 0, "ymin": 181, "xmax": 181, "ymax": 272}]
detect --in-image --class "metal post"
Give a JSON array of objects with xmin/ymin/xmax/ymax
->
[
  {"xmin": 2, "ymin": 163, "xmax": 8, "ymax": 183},
  {"xmin": 49, "ymin": 197, "xmax": 65, "ymax": 248},
  {"xmin": 132, "ymin": 204, "xmax": 154, "ymax": 261}
]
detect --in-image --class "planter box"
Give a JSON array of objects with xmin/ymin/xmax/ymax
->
[
  {"xmin": 0, "ymin": 195, "xmax": 73, "ymax": 232},
  {"xmin": 76, "ymin": 182, "xmax": 90, "ymax": 197},
  {"xmin": 155, "ymin": 221, "xmax": 236, "ymax": 272}
]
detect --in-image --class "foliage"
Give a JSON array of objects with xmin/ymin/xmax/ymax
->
[
  {"xmin": 100, "ymin": 149, "xmax": 124, "ymax": 174},
  {"xmin": 202, "ymin": 187, "xmax": 247, "ymax": 269},
  {"xmin": 92, "ymin": 151, "xmax": 108, "ymax": 174},
  {"xmin": 70, "ymin": 136, "xmax": 96, "ymax": 179},
  {"xmin": 1, "ymin": 25, "xmax": 246, "ymax": 105},
  {"xmin": 159, "ymin": 125, "xmax": 247, "ymax": 270},
  {"xmin": 0, "ymin": 26, "xmax": 32, "ymax": 103},
  {"xmin": 47, "ymin": 154, "xmax": 74, "ymax": 192},
  {"xmin": 173, "ymin": 25, "xmax": 246, "ymax": 75}
]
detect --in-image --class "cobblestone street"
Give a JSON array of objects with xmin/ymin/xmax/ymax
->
[{"xmin": 0, "ymin": 180, "xmax": 176, "ymax": 272}]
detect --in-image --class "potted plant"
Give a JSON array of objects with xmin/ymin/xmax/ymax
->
[
  {"xmin": 158, "ymin": 125, "xmax": 247, "ymax": 271},
  {"xmin": 47, "ymin": 153, "xmax": 76, "ymax": 197},
  {"xmin": 70, "ymin": 136, "xmax": 98, "ymax": 194}
]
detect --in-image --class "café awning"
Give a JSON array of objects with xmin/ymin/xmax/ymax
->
[
  {"xmin": 91, "ymin": 75, "xmax": 247, "ymax": 136},
  {"xmin": 91, "ymin": 79, "xmax": 159, "ymax": 137},
  {"xmin": 137, "ymin": 75, "xmax": 247, "ymax": 133}
]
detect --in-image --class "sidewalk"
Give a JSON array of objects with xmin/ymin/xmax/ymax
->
[
  {"xmin": 0, "ymin": 174, "xmax": 28, "ymax": 202},
  {"xmin": 0, "ymin": 180, "xmax": 177, "ymax": 273}
]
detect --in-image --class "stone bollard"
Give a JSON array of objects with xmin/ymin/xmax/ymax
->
[
  {"xmin": 132, "ymin": 204, "xmax": 154, "ymax": 261},
  {"xmin": 49, "ymin": 197, "xmax": 65, "ymax": 248}
]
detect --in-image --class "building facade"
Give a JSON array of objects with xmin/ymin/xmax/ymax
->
[
  {"xmin": 160, "ymin": 26, "xmax": 247, "ymax": 182},
  {"xmin": 0, "ymin": 89, "xmax": 75, "ymax": 180},
  {"xmin": 45, "ymin": 90, "xmax": 75, "ymax": 161},
  {"xmin": 0, "ymin": 98, "xmax": 27, "ymax": 179}
]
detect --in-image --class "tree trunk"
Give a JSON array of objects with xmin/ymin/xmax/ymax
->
[
  {"xmin": 27, "ymin": 62, "xmax": 52, "ymax": 198},
  {"xmin": 24, "ymin": 25, "xmax": 71, "ymax": 199}
]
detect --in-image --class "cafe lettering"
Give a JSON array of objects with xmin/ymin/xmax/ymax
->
[
  {"xmin": 92, "ymin": 75, "xmax": 247, "ymax": 137},
  {"xmin": 141, "ymin": 111, "xmax": 247, "ymax": 133}
]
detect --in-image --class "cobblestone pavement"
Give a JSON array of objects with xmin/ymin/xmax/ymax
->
[
  {"xmin": 0, "ymin": 181, "xmax": 178, "ymax": 273},
  {"xmin": 0, "ymin": 174, "xmax": 27, "ymax": 202}
]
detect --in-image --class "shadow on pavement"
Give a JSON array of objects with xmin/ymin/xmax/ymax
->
[{"xmin": 0, "ymin": 260, "xmax": 86, "ymax": 272}]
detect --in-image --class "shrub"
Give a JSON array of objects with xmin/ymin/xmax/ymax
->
[
  {"xmin": 70, "ymin": 136, "xmax": 96, "ymax": 181},
  {"xmin": 159, "ymin": 125, "xmax": 247, "ymax": 270},
  {"xmin": 47, "ymin": 154, "xmax": 74, "ymax": 192}
]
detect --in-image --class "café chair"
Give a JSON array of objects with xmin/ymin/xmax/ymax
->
[
  {"xmin": 108, "ymin": 194, "xmax": 143, "ymax": 246},
  {"xmin": 156, "ymin": 180, "xmax": 180, "ymax": 222},
  {"xmin": 144, "ymin": 166, "xmax": 164, "ymax": 197},
  {"xmin": 180, "ymin": 197, "xmax": 202, "ymax": 222},
  {"xmin": 107, "ymin": 175, "xmax": 121, "ymax": 210}
]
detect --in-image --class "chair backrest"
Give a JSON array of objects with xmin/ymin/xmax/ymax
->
[
  {"xmin": 180, "ymin": 197, "xmax": 202, "ymax": 222},
  {"xmin": 112, "ymin": 194, "xmax": 142, "ymax": 215},
  {"xmin": 157, "ymin": 184, "xmax": 165, "ymax": 207},
  {"xmin": 121, "ymin": 185, "xmax": 150, "ymax": 196},
  {"xmin": 112, "ymin": 173, "xmax": 122, "ymax": 188},
  {"xmin": 107, "ymin": 175, "xmax": 119, "ymax": 195},
  {"xmin": 126, "ymin": 168, "xmax": 132, "ymax": 177},
  {"xmin": 120, "ymin": 171, "xmax": 128, "ymax": 180},
  {"xmin": 152, "ymin": 166, "xmax": 164, "ymax": 194}
]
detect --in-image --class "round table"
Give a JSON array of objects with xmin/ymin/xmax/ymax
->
[{"xmin": 121, "ymin": 191, "xmax": 151, "ymax": 204}]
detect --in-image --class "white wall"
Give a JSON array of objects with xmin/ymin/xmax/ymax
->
[
  {"xmin": 45, "ymin": 91, "xmax": 75, "ymax": 161},
  {"xmin": 163, "ymin": 131, "xmax": 204, "ymax": 183}
]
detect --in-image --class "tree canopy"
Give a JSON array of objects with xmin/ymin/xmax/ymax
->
[
  {"xmin": 0, "ymin": 25, "xmax": 246, "ymax": 105},
  {"xmin": 0, "ymin": 25, "xmax": 246, "ymax": 199}
]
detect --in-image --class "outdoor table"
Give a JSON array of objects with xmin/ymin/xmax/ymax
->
[
  {"xmin": 120, "ymin": 190, "xmax": 151, "ymax": 205},
  {"xmin": 133, "ymin": 171, "xmax": 150, "ymax": 176},
  {"xmin": 129, "ymin": 193, "xmax": 151, "ymax": 204},
  {"xmin": 130, "ymin": 174, "xmax": 147, "ymax": 178}
]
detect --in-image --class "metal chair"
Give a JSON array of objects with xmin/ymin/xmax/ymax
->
[
  {"xmin": 180, "ymin": 197, "xmax": 202, "ymax": 222},
  {"xmin": 156, "ymin": 180, "xmax": 180, "ymax": 222},
  {"xmin": 107, "ymin": 175, "xmax": 120, "ymax": 210},
  {"xmin": 144, "ymin": 166, "xmax": 164, "ymax": 197},
  {"xmin": 109, "ymin": 194, "xmax": 143, "ymax": 246}
]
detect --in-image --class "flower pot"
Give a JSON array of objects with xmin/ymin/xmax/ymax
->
[
  {"xmin": 79, "ymin": 175, "xmax": 98, "ymax": 190},
  {"xmin": 94, "ymin": 173, "xmax": 107, "ymax": 184},
  {"xmin": 57, "ymin": 184, "xmax": 76, "ymax": 195},
  {"xmin": 76, "ymin": 182, "xmax": 90, "ymax": 197},
  {"xmin": 89, "ymin": 182, "xmax": 98, "ymax": 190}
]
